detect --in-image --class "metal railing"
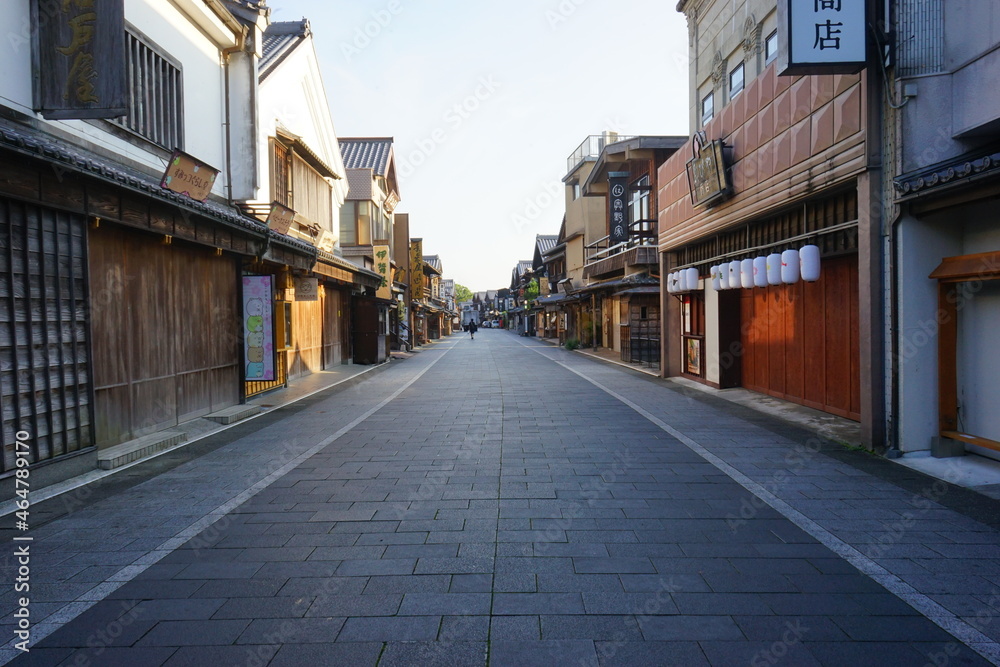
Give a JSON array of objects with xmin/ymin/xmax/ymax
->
[
  {"xmin": 584, "ymin": 219, "xmax": 658, "ymax": 264},
  {"xmin": 566, "ymin": 133, "xmax": 636, "ymax": 174}
]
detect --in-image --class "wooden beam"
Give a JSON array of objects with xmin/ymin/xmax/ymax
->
[
  {"xmin": 929, "ymin": 250, "xmax": 1000, "ymax": 282},
  {"xmin": 941, "ymin": 431, "xmax": 1000, "ymax": 453}
]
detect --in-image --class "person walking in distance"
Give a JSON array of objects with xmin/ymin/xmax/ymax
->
[{"xmin": 468, "ymin": 319, "xmax": 478, "ymax": 340}]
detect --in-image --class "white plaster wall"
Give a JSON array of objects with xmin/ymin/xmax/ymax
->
[
  {"xmin": 1, "ymin": 0, "xmax": 233, "ymax": 199},
  {"xmin": 896, "ymin": 215, "xmax": 962, "ymax": 453},
  {"xmin": 955, "ymin": 213, "xmax": 1000, "ymax": 443},
  {"xmin": 258, "ymin": 34, "xmax": 348, "ymax": 228},
  {"xmin": 0, "ymin": 1, "xmax": 35, "ymax": 113},
  {"xmin": 958, "ymin": 280, "xmax": 1000, "ymax": 442},
  {"xmin": 705, "ymin": 282, "xmax": 721, "ymax": 384}
]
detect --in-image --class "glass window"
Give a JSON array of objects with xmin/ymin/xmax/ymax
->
[
  {"xmin": 283, "ymin": 302, "xmax": 293, "ymax": 348},
  {"xmin": 701, "ymin": 91, "xmax": 714, "ymax": 126},
  {"xmin": 729, "ymin": 62, "xmax": 745, "ymax": 100},
  {"xmin": 339, "ymin": 201, "xmax": 356, "ymax": 245},
  {"xmin": 572, "ymin": 183, "xmax": 581, "ymax": 200},
  {"xmin": 357, "ymin": 201, "xmax": 372, "ymax": 245},
  {"xmin": 765, "ymin": 30, "xmax": 779, "ymax": 63}
]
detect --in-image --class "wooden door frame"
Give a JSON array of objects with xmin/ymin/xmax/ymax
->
[{"xmin": 930, "ymin": 250, "xmax": 1000, "ymax": 452}]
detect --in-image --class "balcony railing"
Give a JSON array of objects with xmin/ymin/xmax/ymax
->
[
  {"xmin": 585, "ymin": 219, "xmax": 658, "ymax": 264},
  {"xmin": 566, "ymin": 133, "xmax": 635, "ymax": 175}
]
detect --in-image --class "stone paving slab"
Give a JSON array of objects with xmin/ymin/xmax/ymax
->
[{"xmin": 1, "ymin": 330, "xmax": 999, "ymax": 665}]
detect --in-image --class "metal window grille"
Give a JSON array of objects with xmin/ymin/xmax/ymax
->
[{"xmin": 115, "ymin": 29, "xmax": 183, "ymax": 149}]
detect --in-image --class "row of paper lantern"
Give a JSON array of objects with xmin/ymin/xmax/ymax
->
[{"xmin": 667, "ymin": 245, "xmax": 821, "ymax": 293}]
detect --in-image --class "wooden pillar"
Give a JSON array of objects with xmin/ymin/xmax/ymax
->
[{"xmin": 937, "ymin": 281, "xmax": 959, "ymax": 434}]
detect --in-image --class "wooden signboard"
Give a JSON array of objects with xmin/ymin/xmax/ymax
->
[
  {"xmin": 294, "ymin": 276, "xmax": 318, "ymax": 301},
  {"xmin": 32, "ymin": 0, "xmax": 128, "ymax": 119},
  {"xmin": 161, "ymin": 150, "xmax": 219, "ymax": 202},
  {"xmin": 266, "ymin": 202, "xmax": 295, "ymax": 235},
  {"xmin": 374, "ymin": 245, "xmax": 391, "ymax": 300}
]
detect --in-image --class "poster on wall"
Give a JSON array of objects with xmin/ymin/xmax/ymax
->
[
  {"xmin": 242, "ymin": 276, "xmax": 275, "ymax": 381},
  {"xmin": 685, "ymin": 337, "xmax": 702, "ymax": 376}
]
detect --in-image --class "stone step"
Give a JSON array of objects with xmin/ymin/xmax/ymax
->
[
  {"xmin": 97, "ymin": 431, "xmax": 187, "ymax": 470},
  {"xmin": 205, "ymin": 404, "xmax": 262, "ymax": 425}
]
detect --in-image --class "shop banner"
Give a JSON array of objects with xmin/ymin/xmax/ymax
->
[{"xmin": 242, "ymin": 276, "xmax": 275, "ymax": 381}]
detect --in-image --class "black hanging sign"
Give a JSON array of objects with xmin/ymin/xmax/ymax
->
[
  {"xmin": 608, "ymin": 171, "xmax": 629, "ymax": 246},
  {"xmin": 32, "ymin": 0, "xmax": 128, "ymax": 119}
]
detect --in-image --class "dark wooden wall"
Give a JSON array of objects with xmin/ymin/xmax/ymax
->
[
  {"xmin": 322, "ymin": 286, "xmax": 347, "ymax": 368},
  {"xmin": 0, "ymin": 198, "xmax": 91, "ymax": 471},
  {"xmin": 89, "ymin": 224, "xmax": 240, "ymax": 448},
  {"xmin": 740, "ymin": 254, "xmax": 861, "ymax": 421}
]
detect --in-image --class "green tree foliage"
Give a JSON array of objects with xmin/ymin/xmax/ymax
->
[
  {"xmin": 455, "ymin": 284, "xmax": 473, "ymax": 302},
  {"xmin": 524, "ymin": 279, "xmax": 539, "ymax": 306}
]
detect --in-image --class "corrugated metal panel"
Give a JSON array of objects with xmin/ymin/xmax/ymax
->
[{"xmin": 897, "ymin": 0, "xmax": 944, "ymax": 77}]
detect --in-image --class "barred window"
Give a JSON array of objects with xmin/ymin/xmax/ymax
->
[{"xmin": 113, "ymin": 28, "xmax": 183, "ymax": 149}]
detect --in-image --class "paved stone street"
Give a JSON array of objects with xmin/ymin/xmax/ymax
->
[{"xmin": 3, "ymin": 329, "xmax": 1000, "ymax": 666}]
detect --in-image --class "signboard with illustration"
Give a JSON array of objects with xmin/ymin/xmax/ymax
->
[{"xmin": 242, "ymin": 276, "xmax": 275, "ymax": 381}]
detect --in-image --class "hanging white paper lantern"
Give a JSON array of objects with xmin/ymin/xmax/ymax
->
[
  {"xmin": 711, "ymin": 265, "xmax": 722, "ymax": 291},
  {"xmin": 685, "ymin": 267, "xmax": 699, "ymax": 292},
  {"xmin": 740, "ymin": 258, "xmax": 754, "ymax": 289},
  {"xmin": 781, "ymin": 249, "xmax": 800, "ymax": 284},
  {"xmin": 728, "ymin": 261, "xmax": 741, "ymax": 289},
  {"xmin": 753, "ymin": 257, "xmax": 768, "ymax": 288},
  {"xmin": 766, "ymin": 253, "xmax": 782, "ymax": 285},
  {"xmin": 800, "ymin": 244, "xmax": 821, "ymax": 282}
]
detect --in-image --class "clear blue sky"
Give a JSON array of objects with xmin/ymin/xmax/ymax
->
[{"xmin": 269, "ymin": 0, "xmax": 691, "ymax": 292}]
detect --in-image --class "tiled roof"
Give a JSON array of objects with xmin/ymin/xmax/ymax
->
[
  {"xmin": 535, "ymin": 234, "xmax": 558, "ymax": 255},
  {"xmin": 517, "ymin": 260, "xmax": 533, "ymax": 276},
  {"xmin": 0, "ymin": 118, "xmax": 265, "ymax": 234},
  {"xmin": 894, "ymin": 147, "xmax": 1000, "ymax": 199},
  {"xmin": 340, "ymin": 138, "xmax": 393, "ymax": 175},
  {"xmin": 261, "ymin": 20, "xmax": 309, "ymax": 80},
  {"xmin": 423, "ymin": 255, "xmax": 442, "ymax": 272}
]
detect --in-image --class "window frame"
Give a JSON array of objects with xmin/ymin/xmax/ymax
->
[
  {"xmin": 765, "ymin": 30, "xmax": 779, "ymax": 64},
  {"xmin": 729, "ymin": 62, "xmax": 745, "ymax": 100},
  {"xmin": 110, "ymin": 24, "xmax": 184, "ymax": 150},
  {"xmin": 701, "ymin": 91, "xmax": 715, "ymax": 126}
]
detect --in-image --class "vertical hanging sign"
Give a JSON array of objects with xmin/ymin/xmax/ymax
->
[
  {"xmin": 608, "ymin": 171, "xmax": 630, "ymax": 246},
  {"xmin": 410, "ymin": 239, "xmax": 424, "ymax": 301},
  {"xmin": 374, "ymin": 245, "xmax": 391, "ymax": 300},
  {"xmin": 778, "ymin": 0, "xmax": 867, "ymax": 75},
  {"xmin": 32, "ymin": 0, "xmax": 128, "ymax": 119},
  {"xmin": 242, "ymin": 276, "xmax": 275, "ymax": 381}
]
